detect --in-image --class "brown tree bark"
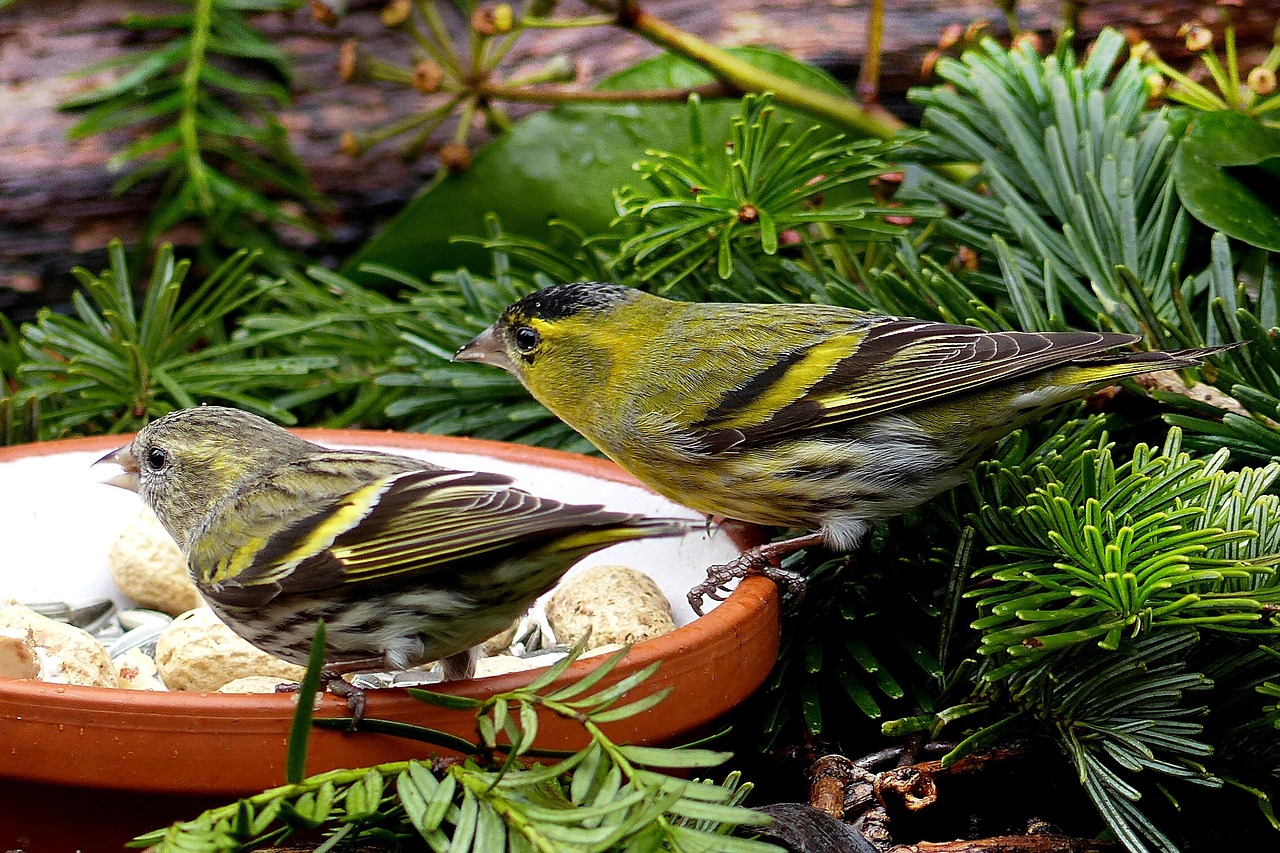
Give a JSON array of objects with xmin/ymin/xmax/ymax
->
[{"xmin": 0, "ymin": 0, "xmax": 1271, "ymax": 316}]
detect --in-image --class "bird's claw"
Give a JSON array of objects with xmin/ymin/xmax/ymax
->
[
  {"xmin": 325, "ymin": 676, "xmax": 367, "ymax": 729},
  {"xmin": 688, "ymin": 547, "xmax": 809, "ymax": 616},
  {"xmin": 274, "ymin": 669, "xmax": 368, "ymax": 731}
]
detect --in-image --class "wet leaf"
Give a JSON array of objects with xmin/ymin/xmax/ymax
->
[{"xmin": 1172, "ymin": 111, "xmax": 1280, "ymax": 252}]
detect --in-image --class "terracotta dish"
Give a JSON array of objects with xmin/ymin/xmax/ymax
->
[{"xmin": 0, "ymin": 431, "xmax": 779, "ymax": 847}]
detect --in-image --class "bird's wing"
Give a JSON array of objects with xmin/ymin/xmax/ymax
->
[
  {"xmin": 198, "ymin": 467, "xmax": 640, "ymax": 606},
  {"xmin": 693, "ymin": 321, "xmax": 1140, "ymax": 452}
]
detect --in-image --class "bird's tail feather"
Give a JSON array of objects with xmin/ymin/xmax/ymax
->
[
  {"xmin": 552, "ymin": 517, "xmax": 692, "ymax": 554},
  {"xmin": 1061, "ymin": 341, "xmax": 1242, "ymax": 385}
]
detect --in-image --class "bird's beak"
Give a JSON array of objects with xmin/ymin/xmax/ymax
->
[
  {"xmin": 454, "ymin": 325, "xmax": 514, "ymax": 371},
  {"xmin": 95, "ymin": 445, "xmax": 140, "ymax": 493}
]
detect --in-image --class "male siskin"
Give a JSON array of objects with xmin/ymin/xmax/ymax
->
[{"xmin": 456, "ymin": 282, "xmax": 1228, "ymax": 609}]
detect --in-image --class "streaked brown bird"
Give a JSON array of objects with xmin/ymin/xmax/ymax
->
[{"xmin": 99, "ymin": 405, "xmax": 687, "ymax": 714}]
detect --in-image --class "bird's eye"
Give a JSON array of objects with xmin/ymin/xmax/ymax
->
[
  {"xmin": 146, "ymin": 447, "xmax": 169, "ymax": 472},
  {"xmin": 513, "ymin": 325, "xmax": 541, "ymax": 354}
]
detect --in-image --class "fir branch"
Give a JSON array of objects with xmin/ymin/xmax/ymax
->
[
  {"xmin": 367, "ymin": 218, "xmax": 590, "ymax": 450},
  {"xmin": 62, "ymin": 0, "xmax": 325, "ymax": 264},
  {"xmin": 12, "ymin": 241, "xmax": 329, "ymax": 436},
  {"xmin": 1017, "ymin": 630, "xmax": 1216, "ymax": 853},
  {"xmin": 233, "ymin": 266, "xmax": 415, "ymax": 428},
  {"xmin": 1160, "ymin": 235, "xmax": 1280, "ymax": 465},
  {"xmin": 611, "ymin": 94, "xmax": 929, "ymax": 287},
  {"xmin": 951, "ymin": 419, "xmax": 1280, "ymax": 852},
  {"xmin": 968, "ymin": 423, "xmax": 1280, "ymax": 667},
  {"xmin": 906, "ymin": 29, "xmax": 1190, "ymax": 341},
  {"xmin": 747, "ymin": 521, "xmax": 951, "ymax": 751},
  {"xmin": 135, "ymin": 641, "xmax": 780, "ymax": 853}
]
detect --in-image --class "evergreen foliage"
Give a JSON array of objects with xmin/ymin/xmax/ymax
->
[
  {"xmin": 133, "ymin": 639, "xmax": 780, "ymax": 853},
  {"xmin": 956, "ymin": 422, "xmax": 1280, "ymax": 850},
  {"xmin": 61, "ymin": 0, "xmax": 324, "ymax": 265},
  {"xmin": 4, "ymin": 11, "xmax": 1278, "ymax": 851}
]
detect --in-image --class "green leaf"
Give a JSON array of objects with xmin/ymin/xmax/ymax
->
[
  {"xmin": 1173, "ymin": 111, "xmax": 1280, "ymax": 252},
  {"xmin": 285, "ymin": 620, "xmax": 326, "ymax": 784},
  {"xmin": 666, "ymin": 798, "xmax": 771, "ymax": 824},
  {"xmin": 667, "ymin": 824, "xmax": 782, "ymax": 853},
  {"xmin": 615, "ymin": 746, "xmax": 732, "ymax": 769},
  {"xmin": 343, "ymin": 47, "xmax": 849, "ymax": 283},
  {"xmin": 59, "ymin": 0, "xmax": 320, "ymax": 260},
  {"xmin": 407, "ymin": 688, "xmax": 485, "ymax": 711},
  {"xmin": 589, "ymin": 688, "xmax": 673, "ymax": 724},
  {"xmin": 424, "ymin": 772, "xmax": 457, "ymax": 834}
]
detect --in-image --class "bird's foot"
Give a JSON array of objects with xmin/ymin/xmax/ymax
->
[
  {"xmin": 688, "ymin": 531, "xmax": 825, "ymax": 616},
  {"xmin": 275, "ymin": 666, "xmax": 369, "ymax": 730},
  {"xmin": 324, "ymin": 675, "xmax": 367, "ymax": 728}
]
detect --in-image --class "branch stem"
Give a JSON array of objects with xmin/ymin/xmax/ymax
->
[
  {"xmin": 476, "ymin": 81, "xmax": 732, "ymax": 104},
  {"xmin": 625, "ymin": 5, "xmax": 903, "ymax": 140},
  {"xmin": 578, "ymin": 0, "xmax": 978, "ymax": 182},
  {"xmin": 857, "ymin": 0, "xmax": 885, "ymax": 105},
  {"xmin": 522, "ymin": 14, "xmax": 617, "ymax": 29},
  {"xmin": 180, "ymin": 0, "xmax": 215, "ymax": 209}
]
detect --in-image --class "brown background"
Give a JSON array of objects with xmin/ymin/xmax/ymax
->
[{"xmin": 1, "ymin": 0, "xmax": 1272, "ymax": 315}]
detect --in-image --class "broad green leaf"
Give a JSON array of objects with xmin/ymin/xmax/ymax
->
[
  {"xmin": 1173, "ymin": 111, "xmax": 1280, "ymax": 252},
  {"xmin": 343, "ymin": 47, "xmax": 850, "ymax": 284}
]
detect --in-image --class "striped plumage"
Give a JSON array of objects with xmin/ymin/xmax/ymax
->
[
  {"xmin": 456, "ymin": 283, "xmax": 1226, "ymax": 555},
  {"xmin": 101, "ymin": 406, "xmax": 685, "ymax": 679}
]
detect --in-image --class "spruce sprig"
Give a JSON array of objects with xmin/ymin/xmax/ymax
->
[
  {"xmin": 908, "ymin": 28, "xmax": 1189, "ymax": 340},
  {"xmin": 1160, "ymin": 235, "xmax": 1280, "ymax": 465},
  {"xmin": 133, "ymin": 640, "xmax": 779, "ymax": 853},
  {"xmin": 969, "ymin": 424, "xmax": 1280, "ymax": 671},
  {"xmin": 371, "ymin": 219, "xmax": 591, "ymax": 449},
  {"xmin": 12, "ymin": 240, "xmax": 333, "ymax": 436},
  {"xmin": 944, "ymin": 419, "xmax": 1280, "ymax": 852},
  {"xmin": 61, "ymin": 0, "xmax": 324, "ymax": 264},
  {"xmin": 613, "ymin": 93, "xmax": 926, "ymax": 286}
]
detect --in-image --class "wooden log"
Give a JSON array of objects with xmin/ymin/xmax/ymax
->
[{"xmin": 0, "ymin": 0, "xmax": 1270, "ymax": 316}]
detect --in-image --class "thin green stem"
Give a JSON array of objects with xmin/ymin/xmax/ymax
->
[
  {"xmin": 399, "ymin": 96, "xmax": 465, "ymax": 158},
  {"xmin": 483, "ymin": 102, "xmax": 514, "ymax": 132},
  {"xmin": 365, "ymin": 105, "xmax": 456, "ymax": 149},
  {"xmin": 486, "ymin": 29, "xmax": 523, "ymax": 69},
  {"xmin": 857, "ymin": 0, "xmax": 885, "ymax": 104},
  {"xmin": 452, "ymin": 97, "xmax": 477, "ymax": 145},
  {"xmin": 998, "ymin": 0, "xmax": 1021, "ymax": 38},
  {"xmin": 1225, "ymin": 25, "xmax": 1240, "ymax": 102},
  {"xmin": 452, "ymin": 768, "xmax": 563, "ymax": 853},
  {"xmin": 366, "ymin": 57, "xmax": 416, "ymax": 85},
  {"xmin": 1146, "ymin": 56, "xmax": 1228, "ymax": 110},
  {"xmin": 502, "ymin": 61, "xmax": 575, "ymax": 87},
  {"xmin": 205, "ymin": 764, "xmax": 414, "ymax": 828},
  {"xmin": 578, "ymin": 0, "xmax": 978, "ymax": 182},
  {"xmin": 1061, "ymin": 0, "xmax": 1080, "ymax": 41},
  {"xmin": 180, "ymin": 0, "xmax": 215, "ymax": 209},
  {"xmin": 477, "ymin": 81, "xmax": 730, "ymax": 103},
  {"xmin": 627, "ymin": 5, "xmax": 903, "ymax": 139},
  {"xmin": 1254, "ymin": 97, "xmax": 1280, "ymax": 115},
  {"xmin": 521, "ymin": 14, "xmax": 615, "ymax": 29},
  {"xmin": 587, "ymin": 720, "xmax": 639, "ymax": 778},
  {"xmin": 1200, "ymin": 51, "xmax": 1236, "ymax": 107},
  {"xmin": 416, "ymin": 0, "xmax": 466, "ymax": 74},
  {"xmin": 468, "ymin": 19, "xmax": 484, "ymax": 80},
  {"xmin": 404, "ymin": 22, "xmax": 456, "ymax": 71}
]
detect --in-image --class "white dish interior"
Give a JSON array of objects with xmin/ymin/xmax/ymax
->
[{"xmin": 0, "ymin": 442, "xmax": 738, "ymax": 628}]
